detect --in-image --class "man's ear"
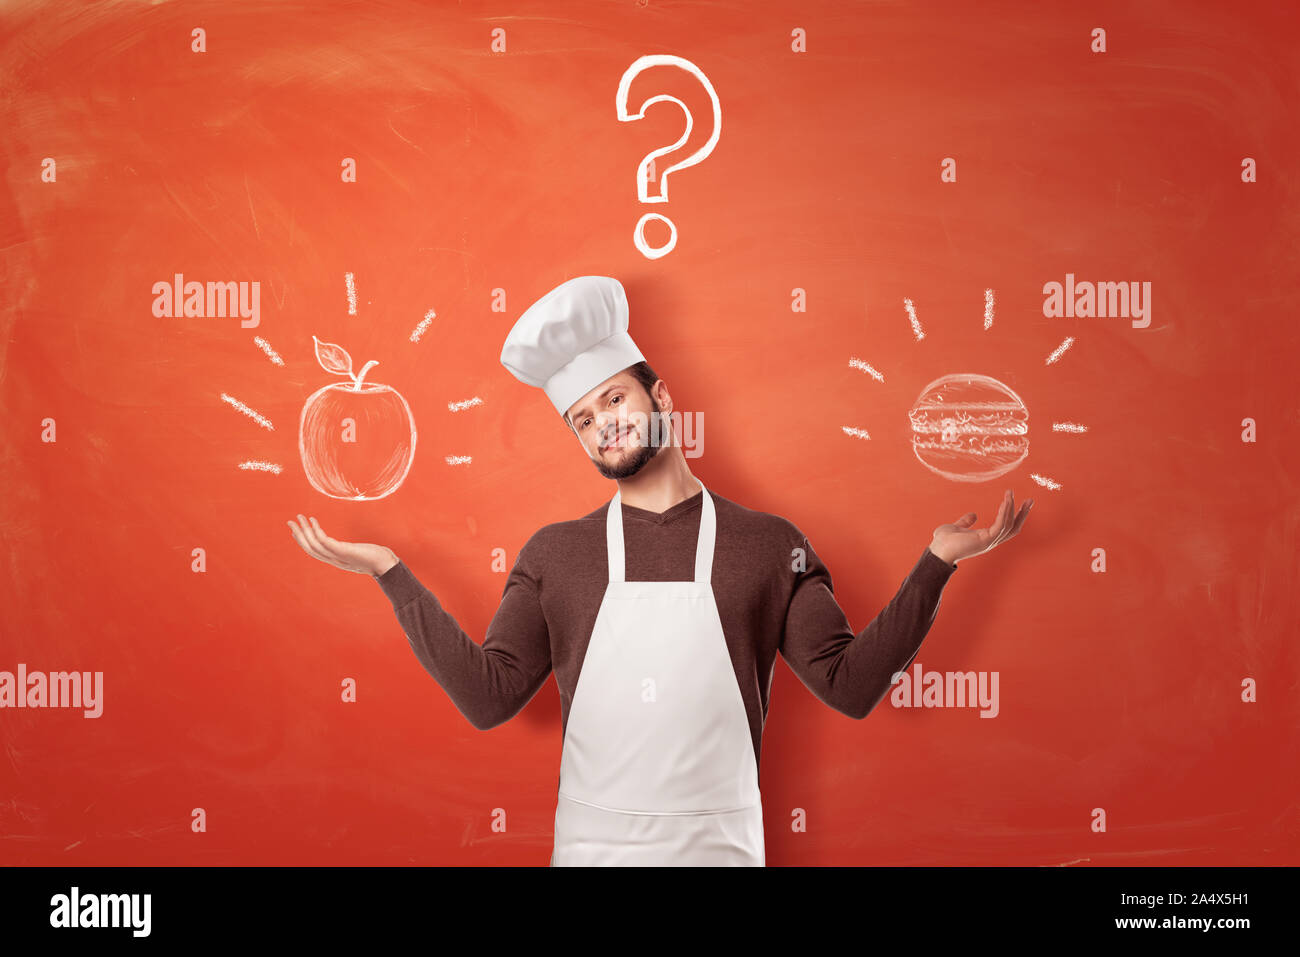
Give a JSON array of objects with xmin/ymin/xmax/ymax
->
[{"xmin": 652, "ymin": 380, "xmax": 672, "ymax": 415}]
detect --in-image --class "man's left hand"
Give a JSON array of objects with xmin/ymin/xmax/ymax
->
[{"xmin": 929, "ymin": 489, "xmax": 1032, "ymax": 566}]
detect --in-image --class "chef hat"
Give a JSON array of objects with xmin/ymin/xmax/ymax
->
[{"xmin": 500, "ymin": 275, "xmax": 646, "ymax": 418}]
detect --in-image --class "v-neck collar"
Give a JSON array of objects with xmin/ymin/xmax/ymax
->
[{"xmin": 617, "ymin": 489, "xmax": 705, "ymax": 526}]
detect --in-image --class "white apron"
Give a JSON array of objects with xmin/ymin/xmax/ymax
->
[{"xmin": 550, "ymin": 481, "xmax": 765, "ymax": 866}]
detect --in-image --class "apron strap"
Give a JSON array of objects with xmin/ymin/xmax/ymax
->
[
  {"xmin": 607, "ymin": 479, "xmax": 715, "ymax": 584},
  {"xmin": 607, "ymin": 487, "xmax": 626, "ymax": 582},
  {"xmin": 694, "ymin": 483, "xmax": 716, "ymax": 584}
]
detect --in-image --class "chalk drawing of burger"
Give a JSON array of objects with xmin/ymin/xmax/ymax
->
[{"xmin": 908, "ymin": 374, "xmax": 1028, "ymax": 483}]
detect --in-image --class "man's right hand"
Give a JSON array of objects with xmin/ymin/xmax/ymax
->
[{"xmin": 288, "ymin": 514, "xmax": 399, "ymax": 576}]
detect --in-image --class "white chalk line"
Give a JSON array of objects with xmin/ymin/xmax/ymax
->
[
  {"xmin": 903, "ymin": 298, "xmax": 925, "ymax": 341},
  {"xmin": 410, "ymin": 309, "xmax": 436, "ymax": 342},
  {"xmin": 848, "ymin": 357, "xmax": 885, "ymax": 382},
  {"xmin": 1046, "ymin": 337, "xmax": 1074, "ymax": 365},
  {"xmin": 252, "ymin": 336, "xmax": 284, "ymax": 365},
  {"xmin": 220, "ymin": 392, "xmax": 275, "ymax": 431}
]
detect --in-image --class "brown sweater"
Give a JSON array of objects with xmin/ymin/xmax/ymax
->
[{"xmin": 374, "ymin": 487, "xmax": 957, "ymax": 785}]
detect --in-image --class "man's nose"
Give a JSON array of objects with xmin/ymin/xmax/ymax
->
[{"xmin": 595, "ymin": 411, "xmax": 628, "ymax": 441}]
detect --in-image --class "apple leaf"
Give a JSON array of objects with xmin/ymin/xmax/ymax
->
[{"xmin": 313, "ymin": 335, "xmax": 354, "ymax": 376}]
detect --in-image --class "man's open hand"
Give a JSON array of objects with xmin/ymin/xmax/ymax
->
[
  {"xmin": 929, "ymin": 489, "xmax": 1032, "ymax": 566},
  {"xmin": 287, "ymin": 514, "xmax": 399, "ymax": 576}
]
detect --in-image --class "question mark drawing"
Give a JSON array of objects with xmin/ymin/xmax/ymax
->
[{"xmin": 616, "ymin": 54, "xmax": 722, "ymax": 260}]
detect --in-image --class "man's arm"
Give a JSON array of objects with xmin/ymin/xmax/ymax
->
[
  {"xmin": 778, "ymin": 533, "xmax": 956, "ymax": 720},
  {"xmin": 373, "ymin": 541, "xmax": 552, "ymax": 731}
]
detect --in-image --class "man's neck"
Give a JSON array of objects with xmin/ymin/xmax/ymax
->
[{"xmin": 615, "ymin": 447, "xmax": 701, "ymax": 514}]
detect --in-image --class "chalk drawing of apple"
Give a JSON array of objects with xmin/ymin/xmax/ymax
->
[{"xmin": 299, "ymin": 335, "xmax": 416, "ymax": 500}]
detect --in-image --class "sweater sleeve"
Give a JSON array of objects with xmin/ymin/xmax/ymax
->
[
  {"xmin": 372, "ymin": 542, "xmax": 552, "ymax": 731},
  {"xmin": 778, "ymin": 535, "xmax": 956, "ymax": 720}
]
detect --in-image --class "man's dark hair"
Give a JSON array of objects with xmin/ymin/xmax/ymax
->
[{"xmin": 561, "ymin": 360, "xmax": 660, "ymax": 432}]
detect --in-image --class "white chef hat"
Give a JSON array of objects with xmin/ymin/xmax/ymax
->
[{"xmin": 500, "ymin": 275, "xmax": 646, "ymax": 418}]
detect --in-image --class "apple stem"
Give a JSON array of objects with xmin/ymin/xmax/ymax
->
[{"xmin": 353, "ymin": 360, "xmax": 379, "ymax": 389}]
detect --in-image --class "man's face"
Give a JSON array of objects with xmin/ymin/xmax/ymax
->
[{"xmin": 566, "ymin": 373, "xmax": 666, "ymax": 480}]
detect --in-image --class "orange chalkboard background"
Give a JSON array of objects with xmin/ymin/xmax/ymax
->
[{"xmin": 1, "ymin": 0, "xmax": 1297, "ymax": 866}]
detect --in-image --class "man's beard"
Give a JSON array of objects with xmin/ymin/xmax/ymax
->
[{"xmin": 592, "ymin": 404, "xmax": 667, "ymax": 480}]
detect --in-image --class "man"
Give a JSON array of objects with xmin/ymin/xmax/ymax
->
[{"xmin": 287, "ymin": 275, "xmax": 1032, "ymax": 866}]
